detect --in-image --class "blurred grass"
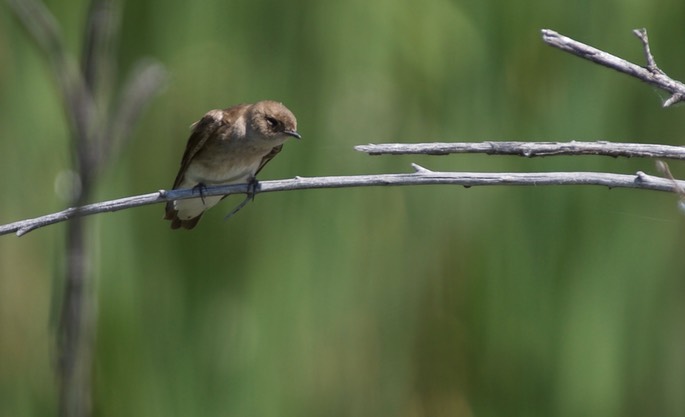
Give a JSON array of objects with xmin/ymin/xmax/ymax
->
[{"xmin": 2, "ymin": 0, "xmax": 685, "ymax": 416}]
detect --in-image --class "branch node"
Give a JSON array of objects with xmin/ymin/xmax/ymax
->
[
  {"xmin": 485, "ymin": 141, "xmax": 500, "ymax": 155},
  {"xmin": 17, "ymin": 226, "xmax": 33, "ymax": 237}
]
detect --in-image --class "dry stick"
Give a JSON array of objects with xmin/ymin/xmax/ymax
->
[
  {"xmin": 1, "ymin": 166, "xmax": 682, "ymax": 237},
  {"xmin": 541, "ymin": 28, "xmax": 685, "ymax": 107},
  {"xmin": 355, "ymin": 141, "xmax": 685, "ymax": 158}
]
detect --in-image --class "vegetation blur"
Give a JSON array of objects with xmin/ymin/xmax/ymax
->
[{"xmin": 2, "ymin": 0, "xmax": 685, "ymax": 416}]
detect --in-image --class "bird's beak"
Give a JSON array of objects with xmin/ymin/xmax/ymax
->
[{"xmin": 285, "ymin": 130, "xmax": 301, "ymax": 140}]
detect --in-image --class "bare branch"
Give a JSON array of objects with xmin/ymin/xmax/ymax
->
[
  {"xmin": 0, "ymin": 168, "xmax": 682, "ymax": 237},
  {"xmin": 355, "ymin": 141, "xmax": 685, "ymax": 159},
  {"xmin": 541, "ymin": 28, "xmax": 685, "ymax": 107}
]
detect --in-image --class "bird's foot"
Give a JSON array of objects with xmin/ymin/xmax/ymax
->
[
  {"xmin": 247, "ymin": 177, "xmax": 258, "ymax": 202},
  {"xmin": 223, "ymin": 178, "xmax": 259, "ymax": 221},
  {"xmin": 192, "ymin": 182, "xmax": 208, "ymax": 205}
]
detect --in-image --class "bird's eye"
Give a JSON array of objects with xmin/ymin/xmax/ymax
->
[{"xmin": 266, "ymin": 117, "xmax": 278, "ymax": 128}]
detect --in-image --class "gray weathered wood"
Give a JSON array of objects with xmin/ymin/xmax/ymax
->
[
  {"xmin": 356, "ymin": 141, "xmax": 685, "ymax": 159},
  {"xmin": 541, "ymin": 28, "xmax": 685, "ymax": 107},
  {"xmin": 1, "ymin": 166, "xmax": 682, "ymax": 237}
]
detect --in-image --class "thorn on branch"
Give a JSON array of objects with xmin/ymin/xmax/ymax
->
[
  {"xmin": 635, "ymin": 171, "xmax": 649, "ymax": 183},
  {"xmin": 411, "ymin": 163, "xmax": 433, "ymax": 173},
  {"xmin": 664, "ymin": 93, "xmax": 685, "ymax": 108}
]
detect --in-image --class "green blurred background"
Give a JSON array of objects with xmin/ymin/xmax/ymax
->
[{"xmin": 2, "ymin": 0, "xmax": 685, "ymax": 416}]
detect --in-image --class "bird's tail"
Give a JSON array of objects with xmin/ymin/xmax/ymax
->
[{"xmin": 164, "ymin": 201, "xmax": 203, "ymax": 230}]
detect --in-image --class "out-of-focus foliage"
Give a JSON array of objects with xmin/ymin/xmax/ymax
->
[{"xmin": 1, "ymin": 0, "xmax": 685, "ymax": 416}]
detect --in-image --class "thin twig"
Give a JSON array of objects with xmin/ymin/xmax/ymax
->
[
  {"xmin": 541, "ymin": 28, "xmax": 685, "ymax": 107},
  {"xmin": 634, "ymin": 28, "xmax": 660, "ymax": 72},
  {"xmin": 0, "ymin": 167, "xmax": 682, "ymax": 237},
  {"xmin": 355, "ymin": 141, "xmax": 685, "ymax": 159}
]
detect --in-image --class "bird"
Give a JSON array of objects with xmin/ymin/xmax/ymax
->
[{"xmin": 164, "ymin": 100, "xmax": 300, "ymax": 230}]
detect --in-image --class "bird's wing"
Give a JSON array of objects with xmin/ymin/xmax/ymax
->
[
  {"xmin": 254, "ymin": 144, "xmax": 283, "ymax": 177},
  {"xmin": 171, "ymin": 105, "xmax": 249, "ymax": 189}
]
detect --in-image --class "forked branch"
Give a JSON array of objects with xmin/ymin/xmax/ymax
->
[{"xmin": 541, "ymin": 28, "xmax": 685, "ymax": 107}]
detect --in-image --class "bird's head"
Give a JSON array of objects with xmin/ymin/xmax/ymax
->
[{"xmin": 247, "ymin": 100, "xmax": 301, "ymax": 143}]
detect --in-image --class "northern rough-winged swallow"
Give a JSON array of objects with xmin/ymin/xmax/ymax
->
[{"xmin": 164, "ymin": 100, "xmax": 300, "ymax": 230}]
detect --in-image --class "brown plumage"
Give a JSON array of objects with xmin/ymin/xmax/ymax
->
[{"xmin": 164, "ymin": 101, "xmax": 300, "ymax": 229}]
